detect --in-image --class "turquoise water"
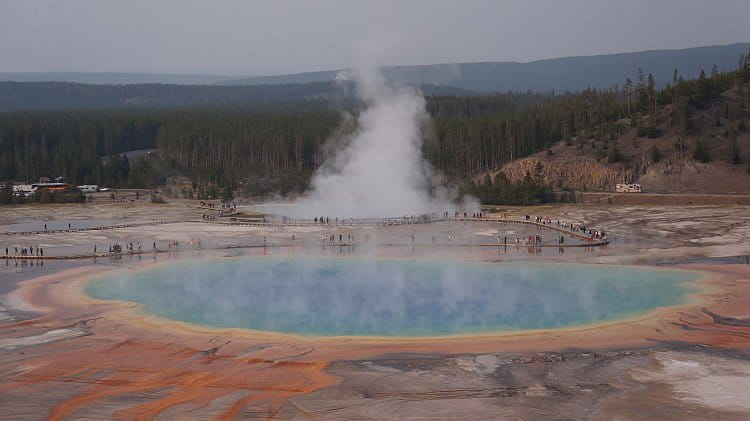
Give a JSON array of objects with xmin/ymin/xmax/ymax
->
[{"xmin": 85, "ymin": 258, "xmax": 700, "ymax": 337}]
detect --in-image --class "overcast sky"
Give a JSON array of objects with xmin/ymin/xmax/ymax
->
[{"xmin": 1, "ymin": 0, "xmax": 749, "ymax": 76}]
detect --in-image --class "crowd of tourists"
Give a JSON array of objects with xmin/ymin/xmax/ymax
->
[
  {"xmin": 523, "ymin": 214, "xmax": 608, "ymax": 243},
  {"xmin": 320, "ymin": 233, "xmax": 355, "ymax": 243},
  {"xmin": 5, "ymin": 245, "xmax": 44, "ymax": 257}
]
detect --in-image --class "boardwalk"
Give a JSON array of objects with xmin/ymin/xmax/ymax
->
[
  {"xmin": 454, "ymin": 217, "xmax": 608, "ymax": 244},
  {"xmin": 1, "ymin": 215, "xmax": 608, "ymax": 260},
  {"xmin": 0, "ymin": 221, "xmax": 178, "ymax": 236}
]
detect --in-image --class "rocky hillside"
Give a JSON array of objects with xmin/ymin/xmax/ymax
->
[{"xmin": 478, "ymin": 85, "xmax": 750, "ymax": 194}]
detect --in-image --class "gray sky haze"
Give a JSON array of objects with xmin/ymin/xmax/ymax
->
[{"xmin": 1, "ymin": 0, "xmax": 749, "ymax": 75}]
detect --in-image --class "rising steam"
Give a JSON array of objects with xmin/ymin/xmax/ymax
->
[{"xmin": 294, "ymin": 66, "xmax": 474, "ymax": 218}]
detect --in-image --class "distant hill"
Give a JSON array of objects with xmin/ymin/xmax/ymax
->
[
  {"xmin": 0, "ymin": 72, "xmax": 240, "ymax": 85},
  {"xmin": 4, "ymin": 43, "xmax": 747, "ymax": 94},
  {"xmin": 219, "ymin": 43, "xmax": 750, "ymax": 92},
  {"xmin": 0, "ymin": 80, "xmax": 472, "ymax": 111}
]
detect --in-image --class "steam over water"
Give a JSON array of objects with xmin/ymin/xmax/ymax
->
[
  {"xmin": 86, "ymin": 258, "xmax": 698, "ymax": 337},
  {"xmin": 291, "ymin": 67, "xmax": 473, "ymax": 218}
]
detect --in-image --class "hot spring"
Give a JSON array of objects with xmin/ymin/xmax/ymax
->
[{"xmin": 85, "ymin": 258, "xmax": 700, "ymax": 337}]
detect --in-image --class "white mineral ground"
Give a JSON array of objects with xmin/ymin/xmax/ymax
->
[{"xmin": 1, "ymin": 201, "xmax": 749, "ymax": 420}]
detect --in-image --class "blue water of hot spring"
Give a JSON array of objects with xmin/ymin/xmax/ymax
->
[{"xmin": 85, "ymin": 257, "xmax": 700, "ymax": 337}]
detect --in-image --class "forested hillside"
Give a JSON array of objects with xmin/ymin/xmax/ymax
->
[
  {"xmin": 471, "ymin": 55, "xmax": 750, "ymax": 204},
  {"xmin": 0, "ymin": 81, "xmax": 470, "ymax": 111},
  {"xmin": 2, "ymin": 52, "xmax": 749, "ymax": 202}
]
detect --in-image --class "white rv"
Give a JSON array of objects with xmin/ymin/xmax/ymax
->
[
  {"xmin": 77, "ymin": 185, "xmax": 98, "ymax": 193},
  {"xmin": 616, "ymin": 183, "xmax": 642, "ymax": 193},
  {"xmin": 12, "ymin": 184, "xmax": 36, "ymax": 197}
]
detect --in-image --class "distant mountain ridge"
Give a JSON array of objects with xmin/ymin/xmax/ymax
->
[
  {"xmin": 3, "ymin": 44, "xmax": 748, "ymax": 93},
  {"xmin": 0, "ymin": 72, "xmax": 239, "ymax": 85},
  {"xmin": 219, "ymin": 43, "xmax": 750, "ymax": 92}
]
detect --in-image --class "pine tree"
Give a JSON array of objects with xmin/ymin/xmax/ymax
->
[
  {"xmin": 624, "ymin": 78, "xmax": 633, "ymax": 115},
  {"xmin": 650, "ymin": 145, "xmax": 662, "ymax": 163},
  {"xmin": 693, "ymin": 137, "xmax": 711, "ymax": 163},
  {"xmin": 636, "ymin": 68, "xmax": 647, "ymax": 111},
  {"xmin": 729, "ymin": 139, "xmax": 740, "ymax": 164},
  {"xmin": 696, "ymin": 69, "xmax": 710, "ymax": 105},
  {"xmin": 728, "ymin": 128, "xmax": 740, "ymax": 164},
  {"xmin": 674, "ymin": 96, "xmax": 692, "ymax": 133},
  {"xmin": 608, "ymin": 145, "xmax": 624, "ymax": 163},
  {"xmin": 533, "ymin": 161, "xmax": 544, "ymax": 183},
  {"xmin": 221, "ymin": 183, "xmax": 234, "ymax": 203},
  {"xmin": 647, "ymin": 73, "xmax": 657, "ymax": 114}
]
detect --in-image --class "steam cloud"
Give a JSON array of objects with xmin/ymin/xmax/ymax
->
[{"xmin": 294, "ymin": 66, "xmax": 475, "ymax": 218}]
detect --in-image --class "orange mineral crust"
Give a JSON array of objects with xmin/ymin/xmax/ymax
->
[{"xmin": 1, "ymin": 263, "xmax": 749, "ymax": 419}]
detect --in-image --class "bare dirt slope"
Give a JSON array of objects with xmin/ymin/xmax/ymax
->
[{"xmin": 477, "ymin": 89, "xmax": 750, "ymax": 194}]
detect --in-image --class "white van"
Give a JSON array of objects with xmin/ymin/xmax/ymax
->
[
  {"xmin": 78, "ymin": 185, "xmax": 98, "ymax": 193},
  {"xmin": 615, "ymin": 183, "xmax": 642, "ymax": 193}
]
